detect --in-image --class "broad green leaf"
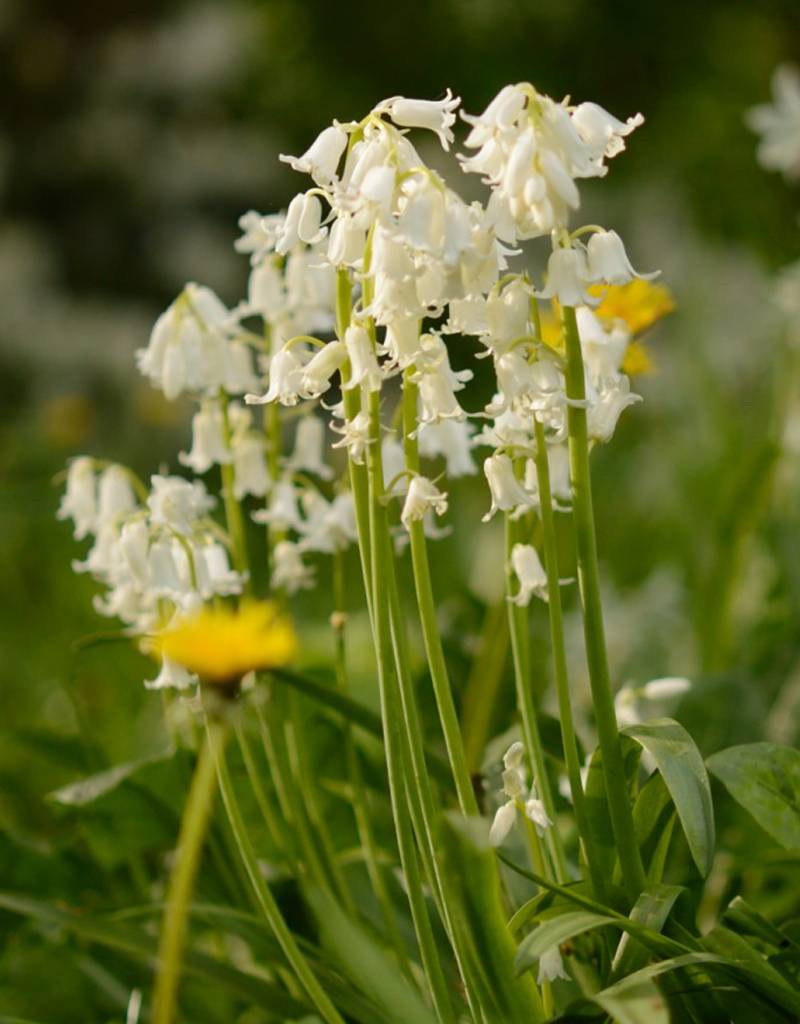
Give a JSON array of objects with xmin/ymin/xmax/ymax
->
[
  {"xmin": 707, "ymin": 742, "xmax": 800, "ymax": 850},
  {"xmin": 443, "ymin": 814, "xmax": 545, "ymax": 1024},
  {"xmin": 623, "ymin": 719, "xmax": 715, "ymax": 877},
  {"xmin": 306, "ymin": 888, "xmax": 437, "ymax": 1024},
  {"xmin": 583, "ymin": 735, "xmax": 642, "ymax": 884},
  {"xmin": 611, "ymin": 885, "xmax": 684, "ymax": 981},
  {"xmin": 723, "ymin": 896, "xmax": 795, "ymax": 949},
  {"xmin": 631, "ymin": 771, "xmax": 676, "ymax": 883},
  {"xmin": 515, "ymin": 911, "xmax": 619, "ymax": 975},
  {"xmin": 594, "ymin": 979, "xmax": 670, "ymax": 1024}
]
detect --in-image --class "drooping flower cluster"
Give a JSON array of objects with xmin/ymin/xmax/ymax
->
[{"xmin": 60, "ymin": 82, "xmax": 672, "ymax": 692}]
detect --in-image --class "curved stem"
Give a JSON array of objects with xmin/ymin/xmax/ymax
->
[
  {"xmin": 152, "ymin": 715, "xmax": 229, "ymax": 1024},
  {"xmin": 401, "ymin": 370, "xmax": 478, "ymax": 816},
  {"xmin": 532, "ymin": 418, "xmax": 605, "ymax": 899},
  {"xmin": 210, "ymin": 717, "xmax": 346, "ymax": 1024},
  {"xmin": 504, "ymin": 513, "xmax": 569, "ymax": 884},
  {"xmin": 561, "ymin": 304, "xmax": 646, "ymax": 900}
]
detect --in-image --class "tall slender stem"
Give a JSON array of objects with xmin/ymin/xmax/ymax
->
[
  {"xmin": 561, "ymin": 304, "xmax": 646, "ymax": 900},
  {"xmin": 152, "ymin": 715, "xmax": 229, "ymax": 1024},
  {"xmin": 365, "ymin": 391, "xmax": 456, "ymax": 1024},
  {"xmin": 210, "ymin": 717, "xmax": 346, "ymax": 1024},
  {"xmin": 332, "ymin": 549, "xmax": 410, "ymax": 973},
  {"xmin": 401, "ymin": 370, "xmax": 478, "ymax": 816},
  {"xmin": 504, "ymin": 514, "xmax": 569, "ymax": 883},
  {"xmin": 532, "ymin": 418, "xmax": 606, "ymax": 899}
]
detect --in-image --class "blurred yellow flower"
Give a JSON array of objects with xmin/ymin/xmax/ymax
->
[
  {"xmin": 591, "ymin": 280, "xmax": 675, "ymax": 336},
  {"xmin": 39, "ymin": 393, "xmax": 95, "ymax": 449},
  {"xmin": 621, "ymin": 340, "xmax": 654, "ymax": 376},
  {"xmin": 155, "ymin": 601, "xmax": 297, "ymax": 685}
]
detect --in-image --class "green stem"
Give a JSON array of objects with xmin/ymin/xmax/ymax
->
[
  {"xmin": 332, "ymin": 550, "xmax": 410, "ymax": 974},
  {"xmin": 504, "ymin": 513, "xmax": 569, "ymax": 883},
  {"xmin": 152, "ymin": 715, "xmax": 229, "ymax": 1024},
  {"xmin": 219, "ymin": 395, "xmax": 249, "ymax": 582},
  {"xmin": 365, "ymin": 390, "xmax": 456, "ymax": 1024},
  {"xmin": 532, "ymin": 418, "xmax": 604, "ymax": 899},
  {"xmin": 210, "ymin": 718, "xmax": 346, "ymax": 1024},
  {"xmin": 401, "ymin": 370, "xmax": 478, "ymax": 816},
  {"xmin": 461, "ymin": 602, "xmax": 509, "ymax": 774},
  {"xmin": 561, "ymin": 304, "xmax": 646, "ymax": 900}
]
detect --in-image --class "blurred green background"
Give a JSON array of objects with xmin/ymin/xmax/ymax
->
[{"xmin": 2, "ymin": 1, "xmax": 800, "ymax": 1018}]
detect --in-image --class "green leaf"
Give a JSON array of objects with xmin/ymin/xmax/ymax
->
[
  {"xmin": 631, "ymin": 771, "xmax": 676, "ymax": 884},
  {"xmin": 584, "ymin": 735, "xmax": 642, "ymax": 883},
  {"xmin": 48, "ymin": 750, "xmax": 173, "ymax": 806},
  {"xmin": 623, "ymin": 719, "xmax": 715, "ymax": 877},
  {"xmin": 515, "ymin": 911, "xmax": 620, "ymax": 976},
  {"xmin": 611, "ymin": 885, "xmax": 684, "ymax": 981},
  {"xmin": 306, "ymin": 887, "xmax": 436, "ymax": 1024},
  {"xmin": 0, "ymin": 891, "xmax": 305, "ymax": 1019},
  {"xmin": 594, "ymin": 979, "xmax": 670, "ymax": 1024},
  {"xmin": 707, "ymin": 742, "xmax": 800, "ymax": 850}
]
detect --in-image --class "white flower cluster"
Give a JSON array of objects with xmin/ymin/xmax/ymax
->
[
  {"xmin": 489, "ymin": 741, "xmax": 552, "ymax": 847},
  {"xmin": 747, "ymin": 65, "xmax": 800, "ymax": 181},
  {"xmin": 61, "ymin": 82, "xmax": 653, "ymax": 683},
  {"xmin": 58, "ymin": 459, "xmax": 243, "ymax": 689}
]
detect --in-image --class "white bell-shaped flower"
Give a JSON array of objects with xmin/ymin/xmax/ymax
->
[
  {"xmin": 524, "ymin": 790, "xmax": 554, "ymax": 836},
  {"xmin": 381, "ymin": 90, "xmax": 460, "ymax": 150},
  {"xmin": 586, "ymin": 230, "xmax": 657, "ymax": 286},
  {"xmin": 147, "ymin": 538, "xmax": 188, "ymax": 599},
  {"xmin": 224, "ymin": 341, "xmax": 260, "ymax": 395},
  {"xmin": 232, "ymin": 434, "xmax": 270, "ymax": 500},
  {"xmin": 330, "ymin": 409, "xmax": 372, "ymax": 464},
  {"xmin": 97, "ymin": 465, "xmax": 137, "ymax": 525},
  {"xmin": 417, "ymin": 419, "xmax": 476, "ymax": 477},
  {"xmin": 489, "ymin": 801, "xmax": 517, "ymax": 847},
  {"xmin": 119, "ymin": 519, "xmax": 150, "ymax": 589},
  {"xmin": 272, "ymin": 539, "xmax": 315, "ymax": 593},
  {"xmin": 179, "ymin": 403, "xmax": 231, "ymax": 474},
  {"xmin": 537, "ymin": 946, "xmax": 570, "ymax": 986},
  {"xmin": 482, "ymin": 453, "xmax": 535, "ymax": 521},
  {"xmin": 400, "ymin": 476, "xmax": 448, "ymax": 530},
  {"xmin": 301, "ymin": 341, "xmax": 347, "ymax": 399},
  {"xmin": 246, "ymin": 345, "xmax": 305, "ymax": 407},
  {"xmin": 342, "ymin": 323, "xmax": 382, "ymax": 392},
  {"xmin": 197, "ymin": 542, "xmax": 244, "ymax": 598},
  {"xmin": 571, "ymin": 102, "xmax": 644, "ymax": 161},
  {"xmin": 297, "ymin": 491, "xmax": 357, "ymax": 554},
  {"xmin": 536, "ymin": 247, "xmax": 595, "ymax": 308},
  {"xmin": 287, "ymin": 416, "xmax": 333, "ymax": 480},
  {"xmin": 280, "ymin": 124, "xmax": 349, "ymax": 185},
  {"xmin": 252, "ymin": 478, "xmax": 304, "ymax": 532},
  {"xmin": 58, "ymin": 457, "xmax": 97, "ymax": 539},
  {"xmin": 587, "ymin": 378, "xmax": 641, "ymax": 443},
  {"xmin": 383, "ymin": 316, "xmax": 423, "ymax": 369},
  {"xmin": 147, "ymin": 475, "xmax": 214, "ymax": 535},
  {"xmin": 145, "ymin": 654, "xmax": 197, "ymax": 691}
]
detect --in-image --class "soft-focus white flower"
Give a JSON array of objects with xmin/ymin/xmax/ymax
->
[
  {"xmin": 276, "ymin": 193, "xmax": 327, "ymax": 254},
  {"xmin": 537, "ymin": 945, "xmax": 569, "ymax": 985},
  {"xmin": 746, "ymin": 65, "xmax": 800, "ymax": 180},
  {"xmin": 147, "ymin": 538, "xmax": 189, "ymax": 599},
  {"xmin": 232, "ymin": 434, "xmax": 270, "ymax": 500},
  {"xmin": 271, "ymin": 539, "xmax": 315, "ymax": 593},
  {"xmin": 381, "ymin": 435, "xmax": 407, "ymax": 496},
  {"xmin": 145, "ymin": 654, "xmax": 197, "ymax": 691},
  {"xmin": 381, "ymin": 90, "xmax": 460, "ymax": 150},
  {"xmin": 570, "ymin": 102, "xmax": 643, "ymax": 161},
  {"xmin": 489, "ymin": 801, "xmax": 517, "ymax": 847},
  {"xmin": 383, "ymin": 316, "xmax": 423, "ymax": 369},
  {"xmin": 509, "ymin": 543, "xmax": 548, "ymax": 606},
  {"xmin": 417, "ymin": 419, "xmax": 477, "ymax": 477},
  {"xmin": 97, "ymin": 466, "xmax": 137, "ymax": 524},
  {"xmin": 179, "ymin": 402, "xmax": 231, "ymax": 474},
  {"xmin": 400, "ymin": 476, "xmax": 448, "ymax": 530},
  {"xmin": 297, "ymin": 491, "xmax": 357, "ymax": 554},
  {"xmin": 524, "ymin": 793, "xmax": 553, "ymax": 836},
  {"xmin": 482, "ymin": 453, "xmax": 535, "ymax": 521},
  {"xmin": 576, "ymin": 307, "xmax": 630, "ymax": 385},
  {"xmin": 147, "ymin": 476, "xmax": 214, "ymax": 535},
  {"xmin": 524, "ymin": 443, "xmax": 572, "ymax": 509},
  {"xmin": 252, "ymin": 478, "xmax": 303, "ymax": 532},
  {"xmin": 286, "ymin": 416, "xmax": 333, "ymax": 480},
  {"xmin": 615, "ymin": 676, "xmax": 692, "ymax": 727},
  {"xmin": 196, "ymin": 542, "xmax": 244, "ymax": 598},
  {"xmin": 280, "ymin": 124, "xmax": 349, "ymax": 185},
  {"xmin": 58, "ymin": 457, "xmax": 97, "ymax": 539},
  {"xmin": 235, "ymin": 210, "xmax": 284, "ymax": 265},
  {"xmin": 586, "ymin": 230, "xmax": 657, "ymax": 286},
  {"xmin": 119, "ymin": 519, "xmax": 151, "ymax": 589}
]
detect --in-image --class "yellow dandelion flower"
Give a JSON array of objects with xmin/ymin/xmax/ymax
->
[
  {"xmin": 155, "ymin": 601, "xmax": 297, "ymax": 687},
  {"xmin": 590, "ymin": 280, "xmax": 675, "ymax": 336},
  {"xmin": 538, "ymin": 310, "xmax": 564, "ymax": 353},
  {"xmin": 621, "ymin": 340, "xmax": 655, "ymax": 376}
]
